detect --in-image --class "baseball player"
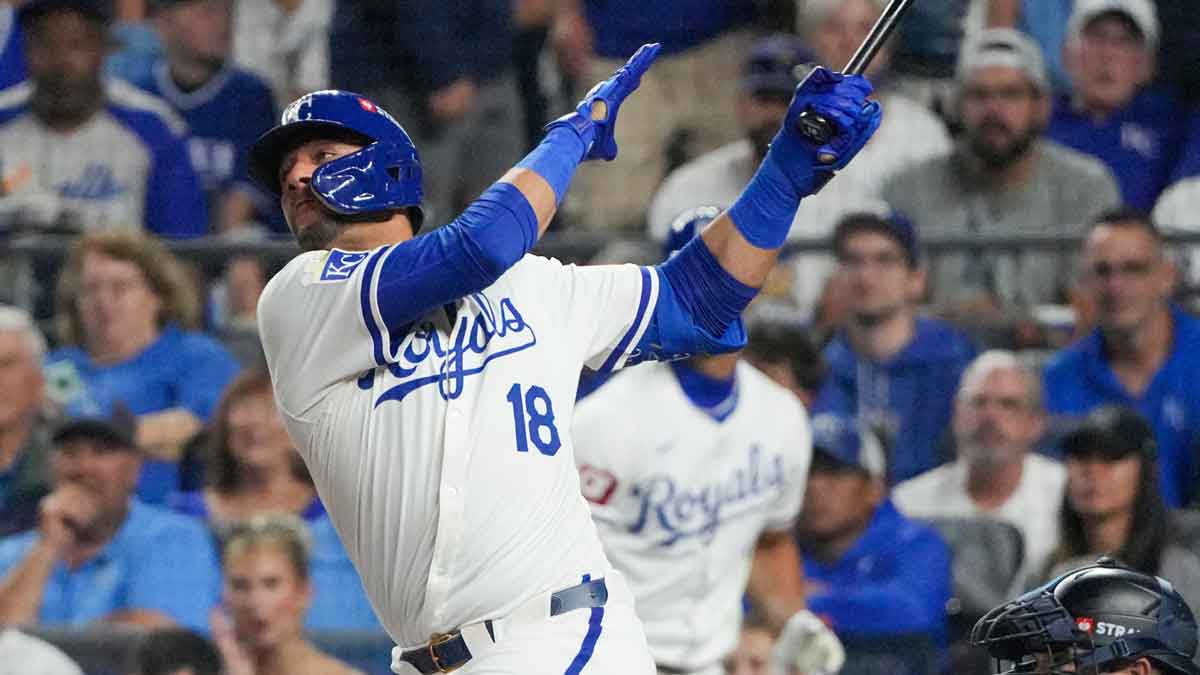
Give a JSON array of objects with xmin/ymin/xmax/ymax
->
[
  {"xmin": 572, "ymin": 206, "xmax": 844, "ymax": 675},
  {"xmin": 248, "ymin": 40, "xmax": 882, "ymax": 674},
  {"xmin": 972, "ymin": 558, "xmax": 1200, "ymax": 675}
]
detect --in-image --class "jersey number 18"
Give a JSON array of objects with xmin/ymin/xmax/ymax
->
[{"xmin": 506, "ymin": 383, "xmax": 562, "ymax": 455}]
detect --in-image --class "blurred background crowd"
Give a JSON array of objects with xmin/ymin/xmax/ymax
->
[{"xmin": 1, "ymin": 0, "xmax": 1200, "ymax": 673}]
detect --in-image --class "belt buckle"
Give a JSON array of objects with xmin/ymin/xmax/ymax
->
[{"xmin": 428, "ymin": 632, "xmax": 462, "ymax": 673}]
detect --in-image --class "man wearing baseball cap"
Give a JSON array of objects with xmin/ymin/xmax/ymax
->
[
  {"xmin": 883, "ymin": 28, "xmax": 1121, "ymax": 314},
  {"xmin": 1047, "ymin": 0, "xmax": 1188, "ymax": 213},
  {"xmin": 0, "ymin": 410, "xmax": 219, "ymax": 631},
  {"xmin": 797, "ymin": 413, "xmax": 952, "ymax": 656}
]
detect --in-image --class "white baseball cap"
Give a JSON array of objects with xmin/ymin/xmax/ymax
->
[
  {"xmin": 1068, "ymin": 0, "xmax": 1159, "ymax": 48},
  {"xmin": 957, "ymin": 28, "xmax": 1050, "ymax": 92}
]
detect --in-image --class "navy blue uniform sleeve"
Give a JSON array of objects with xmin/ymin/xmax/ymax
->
[{"xmin": 146, "ymin": 127, "xmax": 210, "ymax": 238}]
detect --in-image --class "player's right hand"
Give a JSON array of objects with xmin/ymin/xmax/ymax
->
[{"xmin": 546, "ymin": 42, "xmax": 661, "ymax": 161}]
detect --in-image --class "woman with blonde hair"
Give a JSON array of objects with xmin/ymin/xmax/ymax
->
[
  {"xmin": 213, "ymin": 514, "xmax": 364, "ymax": 675},
  {"xmin": 44, "ymin": 231, "xmax": 240, "ymax": 502}
]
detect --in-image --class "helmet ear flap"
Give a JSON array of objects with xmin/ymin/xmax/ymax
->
[{"xmin": 310, "ymin": 141, "xmax": 424, "ymax": 222}]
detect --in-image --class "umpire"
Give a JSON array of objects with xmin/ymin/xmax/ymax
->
[{"xmin": 972, "ymin": 557, "xmax": 1200, "ymax": 674}]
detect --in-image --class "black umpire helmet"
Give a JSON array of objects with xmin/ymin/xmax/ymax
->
[{"xmin": 972, "ymin": 558, "xmax": 1200, "ymax": 674}]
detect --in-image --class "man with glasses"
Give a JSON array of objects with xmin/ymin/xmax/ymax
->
[
  {"xmin": 1043, "ymin": 209, "xmax": 1200, "ymax": 508},
  {"xmin": 882, "ymin": 28, "xmax": 1120, "ymax": 320},
  {"xmin": 1047, "ymin": 0, "xmax": 1187, "ymax": 213}
]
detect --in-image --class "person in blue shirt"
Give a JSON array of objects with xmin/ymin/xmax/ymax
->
[
  {"xmin": 813, "ymin": 211, "xmax": 977, "ymax": 484},
  {"xmin": 134, "ymin": 0, "xmax": 280, "ymax": 234},
  {"xmin": 1044, "ymin": 208, "xmax": 1200, "ymax": 508},
  {"xmin": 0, "ymin": 0, "xmax": 208, "ymax": 237},
  {"xmin": 0, "ymin": 2, "xmax": 25, "ymax": 91},
  {"xmin": 0, "ymin": 412, "xmax": 220, "ymax": 632},
  {"xmin": 169, "ymin": 368, "xmax": 379, "ymax": 631},
  {"xmin": 1046, "ymin": 0, "xmax": 1186, "ymax": 212},
  {"xmin": 44, "ymin": 231, "xmax": 240, "ymax": 504},
  {"xmin": 798, "ymin": 413, "xmax": 952, "ymax": 648}
]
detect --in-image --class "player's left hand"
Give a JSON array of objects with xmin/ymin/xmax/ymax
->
[
  {"xmin": 546, "ymin": 42, "xmax": 661, "ymax": 161},
  {"xmin": 770, "ymin": 609, "xmax": 846, "ymax": 675}
]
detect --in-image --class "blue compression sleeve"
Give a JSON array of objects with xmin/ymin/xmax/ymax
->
[
  {"xmin": 726, "ymin": 135, "xmax": 816, "ymax": 250},
  {"xmin": 368, "ymin": 182, "xmax": 538, "ymax": 330},
  {"xmin": 630, "ymin": 237, "xmax": 755, "ymax": 363},
  {"xmin": 515, "ymin": 124, "xmax": 593, "ymax": 202}
]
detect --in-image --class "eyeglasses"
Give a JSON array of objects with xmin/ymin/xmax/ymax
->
[{"xmin": 1087, "ymin": 259, "xmax": 1155, "ymax": 280}]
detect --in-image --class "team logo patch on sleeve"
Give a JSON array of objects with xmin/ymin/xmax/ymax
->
[{"xmin": 319, "ymin": 249, "xmax": 370, "ymax": 282}]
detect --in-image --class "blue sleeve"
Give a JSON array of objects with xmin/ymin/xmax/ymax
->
[
  {"xmin": 813, "ymin": 372, "xmax": 854, "ymax": 415},
  {"xmin": 370, "ymin": 182, "xmax": 538, "ymax": 332},
  {"xmin": 128, "ymin": 520, "xmax": 220, "ymax": 633},
  {"xmin": 145, "ymin": 129, "xmax": 209, "ymax": 238},
  {"xmin": 628, "ymin": 237, "xmax": 755, "ymax": 364},
  {"xmin": 808, "ymin": 530, "xmax": 951, "ymax": 636},
  {"xmin": 305, "ymin": 518, "xmax": 382, "ymax": 631},
  {"xmin": 173, "ymin": 335, "xmax": 240, "ymax": 421}
]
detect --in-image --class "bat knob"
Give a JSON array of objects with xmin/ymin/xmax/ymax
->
[{"xmin": 796, "ymin": 110, "xmax": 838, "ymax": 165}]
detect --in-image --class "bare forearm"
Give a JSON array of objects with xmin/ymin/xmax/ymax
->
[
  {"xmin": 137, "ymin": 408, "xmax": 203, "ymax": 460},
  {"xmin": 748, "ymin": 532, "xmax": 808, "ymax": 633},
  {"xmin": 499, "ymin": 168, "xmax": 559, "ymax": 239},
  {"xmin": 700, "ymin": 213, "xmax": 781, "ymax": 290},
  {"xmin": 0, "ymin": 539, "xmax": 58, "ymax": 624}
]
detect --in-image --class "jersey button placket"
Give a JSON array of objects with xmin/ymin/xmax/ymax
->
[{"xmin": 430, "ymin": 403, "xmax": 468, "ymax": 625}]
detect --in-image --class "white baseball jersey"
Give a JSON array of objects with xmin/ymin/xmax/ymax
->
[
  {"xmin": 256, "ymin": 246, "xmax": 661, "ymax": 650},
  {"xmin": 572, "ymin": 361, "xmax": 812, "ymax": 671}
]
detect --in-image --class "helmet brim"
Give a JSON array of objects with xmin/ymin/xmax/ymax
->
[{"xmin": 247, "ymin": 121, "xmax": 372, "ymax": 196}]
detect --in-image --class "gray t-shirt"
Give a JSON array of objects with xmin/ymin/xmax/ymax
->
[{"xmin": 882, "ymin": 141, "xmax": 1121, "ymax": 308}]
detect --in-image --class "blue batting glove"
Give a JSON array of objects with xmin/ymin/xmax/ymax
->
[
  {"xmin": 768, "ymin": 67, "xmax": 882, "ymax": 193},
  {"xmin": 546, "ymin": 42, "xmax": 661, "ymax": 161}
]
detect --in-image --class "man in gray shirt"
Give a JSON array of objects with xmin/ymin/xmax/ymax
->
[{"xmin": 883, "ymin": 28, "xmax": 1120, "ymax": 319}]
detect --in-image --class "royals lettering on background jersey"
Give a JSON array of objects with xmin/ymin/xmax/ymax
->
[
  {"xmin": 573, "ymin": 361, "xmax": 811, "ymax": 671},
  {"xmin": 256, "ymin": 246, "xmax": 660, "ymax": 648}
]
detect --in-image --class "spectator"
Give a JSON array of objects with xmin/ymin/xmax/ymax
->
[
  {"xmin": 813, "ymin": 212, "xmax": 977, "ymax": 484},
  {"xmin": 1046, "ymin": 0, "xmax": 1186, "ymax": 213},
  {"xmin": 1046, "ymin": 405, "xmax": 1200, "ymax": 613},
  {"xmin": 0, "ymin": 628, "xmax": 82, "ymax": 675},
  {"xmin": 1043, "ymin": 209, "xmax": 1200, "ymax": 508},
  {"xmin": 0, "ymin": 0, "xmax": 207, "ymax": 236},
  {"xmin": 882, "ymin": 28, "xmax": 1121, "ymax": 314},
  {"xmin": 329, "ymin": 0, "xmax": 523, "ymax": 226},
  {"xmin": 44, "ymin": 232, "xmax": 241, "ymax": 503},
  {"xmin": 232, "ymin": 0, "xmax": 331, "ymax": 109},
  {"xmin": 208, "ymin": 255, "xmax": 267, "ymax": 366},
  {"xmin": 1152, "ymin": 171, "xmax": 1200, "ymax": 288},
  {"xmin": 649, "ymin": 25, "xmax": 951, "ymax": 320},
  {"xmin": 722, "ymin": 609, "xmax": 774, "ymax": 675},
  {"xmin": 798, "ymin": 413, "xmax": 952, "ymax": 647},
  {"xmin": 213, "ymin": 514, "xmax": 364, "ymax": 675},
  {"xmin": 0, "ymin": 1, "xmax": 26, "ymax": 90},
  {"xmin": 132, "ymin": 628, "xmax": 221, "ymax": 675},
  {"xmin": 893, "ymin": 350, "xmax": 1065, "ymax": 587},
  {"xmin": 0, "ymin": 411, "xmax": 220, "ymax": 631},
  {"xmin": 170, "ymin": 368, "xmax": 378, "ymax": 632},
  {"xmin": 1170, "ymin": 107, "xmax": 1200, "ymax": 182},
  {"xmin": 743, "ymin": 319, "xmax": 826, "ymax": 408},
  {"xmin": 136, "ymin": 0, "xmax": 278, "ymax": 233},
  {"xmin": 0, "ymin": 306, "xmax": 53, "ymax": 537},
  {"xmin": 554, "ymin": 0, "xmax": 756, "ymax": 230}
]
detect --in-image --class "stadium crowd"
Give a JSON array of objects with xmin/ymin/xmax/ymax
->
[{"xmin": 1, "ymin": 0, "xmax": 1200, "ymax": 673}]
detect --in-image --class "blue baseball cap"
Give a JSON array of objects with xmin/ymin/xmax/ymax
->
[
  {"xmin": 742, "ymin": 34, "xmax": 816, "ymax": 98},
  {"xmin": 663, "ymin": 205, "xmax": 723, "ymax": 259},
  {"xmin": 810, "ymin": 413, "xmax": 887, "ymax": 479},
  {"xmin": 51, "ymin": 406, "xmax": 137, "ymax": 451},
  {"xmin": 832, "ymin": 209, "xmax": 920, "ymax": 267}
]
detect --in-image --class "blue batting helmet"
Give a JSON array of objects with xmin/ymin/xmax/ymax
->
[{"xmin": 248, "ymin": 90, "xmax": 424, "ymax": 230}]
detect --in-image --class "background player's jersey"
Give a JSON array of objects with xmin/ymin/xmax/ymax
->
[
  {"xmin": 257, "ymin": 247, "xmax": 660, "ymax": 647},
  {"xmin": 572, "ymin": 361, "xmax": 811, "ymax": 670},
  {"xmin": 0, "ymin": 80, "xmax": 208, "ymax": 237}
]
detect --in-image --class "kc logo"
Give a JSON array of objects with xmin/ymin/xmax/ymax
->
[{"xmin": 319, "ymin": 249, "xmax": 370, "ymax": 282}]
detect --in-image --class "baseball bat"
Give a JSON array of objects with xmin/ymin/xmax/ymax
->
[{"xmin": 796, "ymin": 0, "xmax": 918, "ymax": 162}]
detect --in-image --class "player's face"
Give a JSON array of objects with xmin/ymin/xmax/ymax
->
[
  {"xmin": 837, "ymin": 232, "xmax": 921, "ymax": 324},
  {"xmin": 24, "ymin": 10, "xmax": 107, "ymax": 118},
  {"xmin": 158, "ymin": 0, "xmax": 232, "ymax": 67},
  {"xmin": 76, "ymin": 252, "xmax": 164, "ymax": 353},
  {"xmin": 50, "ymin": 438, "xmax": 141, "ymax": 532},
  {"xmin": 1069, "ymin": 15, "xmax": 1151, "ymax": 113},
  {"xmin": 960, "ymin": 66, "xmax": 1048, "ymax": 170},
  {"xmin": 279, "ymin": 139, "xmax": 366, "ymax": 251},
  {"xmin": 811, "ymin": 0, "xmax": 889, "ymax": 76},
  {"xmin": 225, "ymin": 389, "xmax": 295, "ymax": 472},
  {"xmin": 1084, "ymin": 225, "xmax": 1173, "ymax": 338},
  {"xmin": 954, "ymin": 367, "xmax": 1042, "ymax": 468},
  {"xmin": 723, "ymin": 626, "xmax": 774, "ymax": 675},
  {"xmin": 1066, "ymin": 452, "xmax": 1142, "ymax": 521},
  {"xmin": 0, "ymin": 332, "xmax": 44, "ymax": 429},
  {"xmin": 222, "ymin": 545, "xmax": 310, "ymax": 651}
]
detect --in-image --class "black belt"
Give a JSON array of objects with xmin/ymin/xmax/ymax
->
[{"xmin": 400, "ymin": 577, "xmax": 609, "ymax": 674}]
